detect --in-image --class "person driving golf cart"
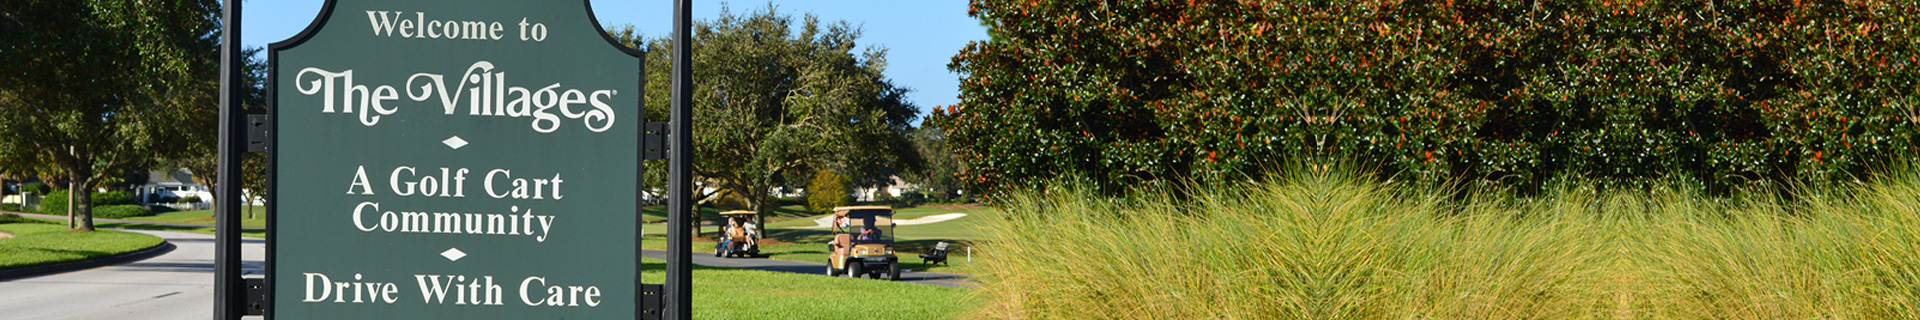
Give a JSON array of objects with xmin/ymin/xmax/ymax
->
[
  {"xmin": 826, "ymin": 206, "xmax": 900, "ymax": 280},
  {"xmin": 858, "ymin": 218, "xmax": 883, "ymax": 241}
]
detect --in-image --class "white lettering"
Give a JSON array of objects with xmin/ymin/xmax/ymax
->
[
  {"xmin": 347, "ymin": 166, "xmax": 374, "ymax": 195},
  {"xmin": 518, "ymin": 276, "xmax": 543, "ymax": 306},
  {"xmin": 516, "ymin": 276, "xmax": 597, "ymax": 307},
  {"xmin": 293, "ymin": 67, "xmax": 397, "ymax": 125},
  {"xmin": 300, "ymin": 62, "xmax": 618, "ymax": 133},
  {"xmin": 303, "ymin": 273, "xmax": 397, "ymax": 304},
  {"xmin": 352, "ymin": 202, "xmax": 379, "ymax": 232},
  {"xmin": 517, "ymin": 18, "xmax": 531, "ymax": 41},
  {"xmin": 366, "ymin": 11, "xmax": 400, "ymax": 36},
  {"xmin": 416, "ymin": 274, "xmax": 457, "ymax": 304},
  {"xmin": 389, "ymin": 166, "xmax": 417, "ymax": 196},
  {"xmin": 304, "ymin": 273, "xmax": 333, "ymax": 302},
  {"xmin": 349, "ymin": 203, "xmax": 552, "ymax": 242}
]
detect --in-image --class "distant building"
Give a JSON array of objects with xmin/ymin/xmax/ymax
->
[
  {"xmin": 854, "ymin": 176, "xmax": 918, "ymax": 202},
  {"xmin": 137, "ymin": 168, "xmax": 216, "ymax": 210},
  {"xmin": 769, "ymin": 186, "xmax": 804, "ymax": 198}
]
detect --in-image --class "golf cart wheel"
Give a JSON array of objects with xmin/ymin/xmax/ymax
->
[
  {"xmin": 886, "ymin": 261, "xmax": 901, "ymax": 281},
  {"xmin": 826, "ymin": 264, "xmax": 837, "ymax": 276},
  {"xmin": 847, "ymin": 261, "xmax": 864, "ymax": 278},
  {"xmin": 713, "ymin": 247, "xmax": 722, "ymax": 257}
]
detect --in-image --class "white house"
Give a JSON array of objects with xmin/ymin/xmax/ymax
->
[
  {"xmin": 854, "ymin": 175, "xmax": 919, "ymax": 202},
  {"xmin": 137, "ymin": 168, "xmax": 215, "ymax": 210}
]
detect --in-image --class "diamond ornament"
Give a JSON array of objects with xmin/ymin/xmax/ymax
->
[
  {"xmin": 441, "ymin": 248, "xmax": 467, "ymax": 261},
  {"xmin": 442, "ymin": 136, "xmax": 469, "ymax": 149}
]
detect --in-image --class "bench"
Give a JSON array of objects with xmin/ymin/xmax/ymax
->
[{"xmin": 919, "ymin": 241, "xmax": 951, "ymax": 268}]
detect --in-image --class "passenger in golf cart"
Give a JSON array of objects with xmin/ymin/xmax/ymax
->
[{"xmin": 714, "ymin": 211, "xmax": 760, "ymax": 257}]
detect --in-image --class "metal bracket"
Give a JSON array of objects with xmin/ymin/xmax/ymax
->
[
  {"xmin": 244, "ymin": 278, "xmax": 268, "ymax": 316},
  {"xmin": 642, "ymin": 122, "xmax": 669, "ymax": 160},
  {"xmin": 639, "ymin": 283, "xmax": 663, "ymax": 320},
  {"xmin": 246, "ymin": 114, "xmax": 269, "ymax": 153}
]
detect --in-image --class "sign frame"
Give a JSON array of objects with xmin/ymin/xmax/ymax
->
[{"xmin": 219, "ymin": 0, "xmax": 663, "ymax": 318}]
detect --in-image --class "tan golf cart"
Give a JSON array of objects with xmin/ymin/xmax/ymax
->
[
  {"xmin": 714, "ymin": 210, "xmax": 760, "ymax": 258},
  {"xmin": 825, "ymin": 206, "xmax": 901, "ymax": 280}
]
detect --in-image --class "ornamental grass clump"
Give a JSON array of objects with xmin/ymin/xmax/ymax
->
[{"xmin": 969, "ymin": 165, "xmax": 1920, "ymax": 319}]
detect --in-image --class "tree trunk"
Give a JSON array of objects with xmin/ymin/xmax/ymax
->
[
  {"xmin": 74, "ymin": 185, "xmax": 93, "ymax": 231},
  {"xmin": 688, "ymin": 206, "xmax": 701, "ymax": 240},
  {"xmin": 206, "ymin": 186, "xmax": 217, "ymax": 213},
  {"xmin": 0, "ymin": 174, "xmax": 10, "ymax": 211},
  {"xmin": 68, "ymin": 168, "xmax": 95, "ymax": 231},
  {"xmin": 749, "ymin": 185, "xmax": 767, "ymax": 240},
  {"xmin": 66, "ymin": 180, "xmax": 75, "ymax": 229},
  {"xmin": 682, "ymin": 193, "xmax": 698, "ymax": 240}
]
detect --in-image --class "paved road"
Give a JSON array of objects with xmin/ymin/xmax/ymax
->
[
  {"xmin": 0, "ymin": 229, "xmax": 264, "ymax": 320},
  {"xmin": 640, "ymin": 249, "xmax": 973, "ymax": 288}
]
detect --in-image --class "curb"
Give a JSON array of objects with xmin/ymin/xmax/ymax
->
[{"xmin": 0, "ymin": 239, "xmax": 176, "ymax": 281}]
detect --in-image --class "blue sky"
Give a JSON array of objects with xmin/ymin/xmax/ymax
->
[{"xmin": 241, "ymin": 0, "xmax": 987, "ymax": 124}]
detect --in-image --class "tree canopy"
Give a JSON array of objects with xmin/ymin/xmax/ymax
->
[
  {"xmin": 939, "ymin": 0, "xmax": 1920, "ymax": 198},
  {"xmin": 0, "ymin": 0, "xmax": 221, "ymax": 229},
  {"xmin": 613, "ymin": 4, "xmax": 924, "ymax": 226},
  {"xmin": 904, "ymin": 121, "xmax": 963, "ymax": 200}
]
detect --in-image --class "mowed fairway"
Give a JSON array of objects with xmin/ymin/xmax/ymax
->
[{"xmin": 639, "ymin": 258, "xmax": 975, "ymax": 319}]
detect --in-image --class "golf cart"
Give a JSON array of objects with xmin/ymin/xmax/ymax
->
[
  {"xmin": 825, "ymin": 206, "xmax": 901, "ymax": 280},
  {"xmin": 714, "ymin": 210, "xmax": 760, "ymax": 258}
]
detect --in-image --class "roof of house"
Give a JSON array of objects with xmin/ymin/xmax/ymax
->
[{"xmin": 146, "ymin": 169, "xmax": 199, "ymax": 185}]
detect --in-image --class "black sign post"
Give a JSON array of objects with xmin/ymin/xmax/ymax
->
[
  {"xmin": 665, "ymin": 0, "xmax": 695, "ymax": 319},
  {"xmin": 214, "ymin": 0, "xmax": 247, "ymax": 318}
]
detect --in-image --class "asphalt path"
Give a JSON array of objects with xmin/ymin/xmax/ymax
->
[
  {"xmin": 640, "ymin": 249, "xmax": 973, "ymax": 288},
  {"xmin": 0, "ymin": 229, "xmax": 265, "ymax": 320}
]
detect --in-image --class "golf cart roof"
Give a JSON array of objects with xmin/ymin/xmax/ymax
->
[
  {"xmin": 832, "ymin": 206, "xmax": 894, "ymax": 218},
  {"xmin": 718, "ymin": 210, "xmax": 756, "ymax": 217}
]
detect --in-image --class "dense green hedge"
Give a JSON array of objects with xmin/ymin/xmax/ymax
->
[
  {"xmin": 937, "ymin": 0, "xmax": 1920, "ymax": 197},
  {"xmin": 38, "ymin": 191, "xmax": 138, "ymax": 215},
  {"xmin": 91, "ymin": 205, "xmax": 153, "ymax": 219}
]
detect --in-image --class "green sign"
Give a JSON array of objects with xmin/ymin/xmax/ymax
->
[{"xmin": 270, "ymin": 0, "xmax": 641, "ymax": 318}]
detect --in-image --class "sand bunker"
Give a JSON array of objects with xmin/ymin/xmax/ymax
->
[{"xmin": 804, "ymin": 213, "xmax": 968, "ymax": 228}]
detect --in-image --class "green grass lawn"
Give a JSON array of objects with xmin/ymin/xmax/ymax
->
[
  {"xmin": 0, "ymin": 221, "xmax": 165, "ymax": 269},
  {"xmin": 115, "ymin": 205, "xmax": 267, "ymax": 228},
  {"xmin": 640, "ymin": 258, "xmax": 976, "ymax": 319}
]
